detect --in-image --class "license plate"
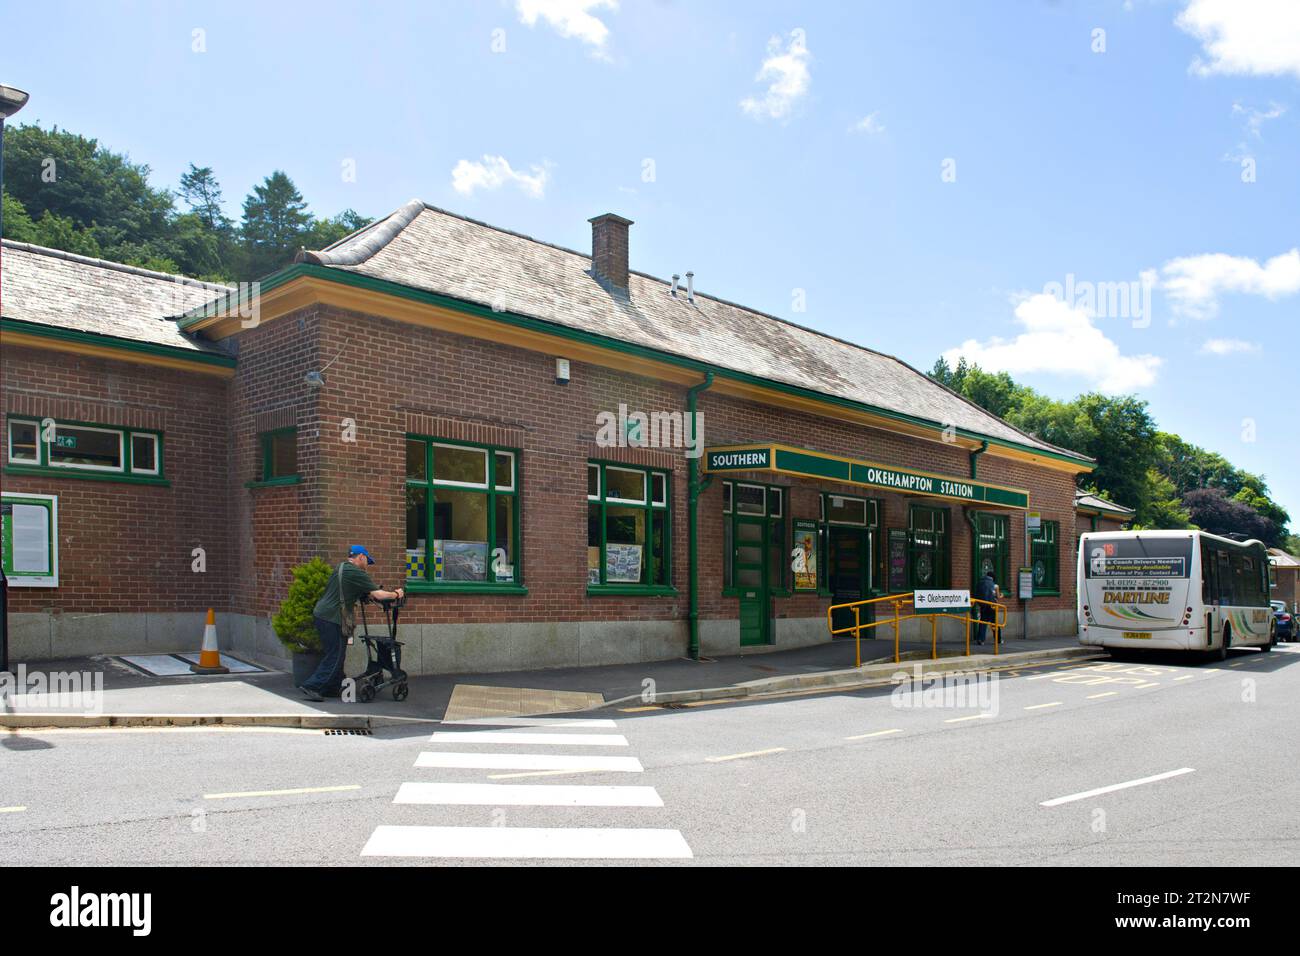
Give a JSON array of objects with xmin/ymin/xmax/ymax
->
[{"xmin": 1123, "ymin": 631, "xmax": 1152, "ymax": 640}]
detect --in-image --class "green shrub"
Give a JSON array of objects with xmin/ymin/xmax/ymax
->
[{"xmin": 272, "ymin": 557, "xmax": 333, "ymax": 654}]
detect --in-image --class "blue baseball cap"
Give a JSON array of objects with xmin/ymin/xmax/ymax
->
[{"xmin": 349, "ymin": 545, "xmax": 375, "ymax": 565}]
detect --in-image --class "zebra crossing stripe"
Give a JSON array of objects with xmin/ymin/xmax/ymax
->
[
  {"xmin": 394, "ymin": 782, "xmax": 663, "ymax": 807},
  {"xmin": 428, "ymin": 731, "xmax": 628, "ymax": 746},
  {"xmin": 361, "ymin": 825, "xmax": 693, "ymax": 859},
  {"xmin": 440, "ymin": 717, "xmax": 617, "ymax": 728},
  {"xmin": 415, "ymin": 752, "xmax": 643, "ymax": 772}
]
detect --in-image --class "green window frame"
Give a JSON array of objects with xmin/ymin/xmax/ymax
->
[
  {"xmin": 908, "ymin": 505, "xmax": 950, "ymax": 589},
  {"xmin": 972, "ymin": 512, "xmax": 1010, "ymax": 592},
  {"xmin": 257, "ymin": 427, "xmax": 299, "ymax": 484},
  {"xmin": 405, "ymin": 436, "xmax": 522, "ymax": 592},
  {"xmin": 588, "ymin": 461, "xmax": 672, "ymax": 594},
  {"xmin": 1030, "ymin": 520, "xmax": 1060, "ymax": 594},
  {"xmin": 5, "ymin": 415, "xmax": 166, "ymax": 485}
]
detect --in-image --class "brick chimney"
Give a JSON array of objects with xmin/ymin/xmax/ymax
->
[{"xmin": 589, "ymin": 213, "xmax": 633, "ymax": 292}]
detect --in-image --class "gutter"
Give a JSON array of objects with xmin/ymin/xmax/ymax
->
[{"xmin": 687, "ymin": 372, "xmax": 715, "ymax": 661}]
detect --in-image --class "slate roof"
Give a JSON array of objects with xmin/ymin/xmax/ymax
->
[
  {"xmin": 298, "ymin": 200, "xmax": 1090, "ymax": 463},
  {"xmin": 1268, "ymin": 548, "xmax": 1300, "ymax": 569},
  {"xmin": 1, "ymin": 240, "xmax": 232, "ymax": 355},
  {"xmin": 1074, "ymin": 490, "xmax": 1136, "ymax": 516}
]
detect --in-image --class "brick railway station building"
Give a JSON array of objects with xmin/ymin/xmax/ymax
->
[{"xmin": 1, "ymin": 204, "xmax": 1099, "ymax": 672}]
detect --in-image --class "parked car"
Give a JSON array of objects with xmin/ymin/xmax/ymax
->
[{"xmin": 1271, "ymin": 600, "xmax": 1295, "ymax": 642}]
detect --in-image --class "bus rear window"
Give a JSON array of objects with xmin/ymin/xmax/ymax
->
[{"xmin": 1084, "ymin": 537, "xmax": 1192, "ymax": 578}]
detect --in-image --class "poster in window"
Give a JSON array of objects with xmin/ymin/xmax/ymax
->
[
  {"xmin": 605, "ymin": 542, "xmax": 643, "ymax": 583},
  {"xmin": 438, "ymin": 539, "xmax": 488, "ymax": 581},
  {"xmin": 1, "ymin": 493, "xmax": 58, "ymax": 587},
  {"xmin": 587, "ymin": 546, "xmax": 601, "ymax": 585},
  {"xmin": 888, "ymin": 528, "xmax": 908, "ymax": 592},
  {"xmin": 793, "ymin": 519, "xmax": 819, "ymax": 591}
]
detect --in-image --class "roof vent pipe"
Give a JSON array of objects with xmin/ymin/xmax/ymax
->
[
  {"xmin": 686, "ymin": 271, "xmax": 695, "ymax": 303},
  {"xmin": 671, "ymin": 274, "xmax": 680, "ymax": 296}
]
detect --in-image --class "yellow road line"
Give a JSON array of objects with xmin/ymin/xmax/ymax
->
[
  {"xmin": 1174, "ymin": 675, "xmax": 1194, "ymax": 681},
  {"xmin": 204, "ymin": 784, "xmax": 361, "ymax": 800},
  {"xmin": 845, "ymin": 729, "xmax": 903, "ymax": 740},
  {"xmin": 0, "ymin": 806, "xmax": 27, "ymax": 813},
  {"xmin": 706, "ymin": 747, "xmax": 786, "ymax": 763},
  {"xmin": 1087, "ymin": 692, "xmax": 1118, "ymax": 699},
  {"xmin": 618, "ymin": 705, "xmax": 659, "ymax": 712},
  {"xmin": 944, "ymin": 713, "xmax": 993, "ymax": 723},
  {"xmin": 1025, "ymin": 702, "xmax": 1062, "ymax": 710},
  {"xmin": 1134, "ymin": 682, "xmax": 1159, "ymax": 688}
]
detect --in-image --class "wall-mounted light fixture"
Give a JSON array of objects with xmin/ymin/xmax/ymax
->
[{"xmin": 555, "ymin": 358, "xmax": 570, "ymax": 385}]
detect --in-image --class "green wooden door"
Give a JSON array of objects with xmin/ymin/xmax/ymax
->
[
  {"xmin": 829, "ymin": 526, "xmax": 871, "ymax": 635},
  {"xmin": 735, "ymin": 516, "xmax": 770, "ymax": 646}
]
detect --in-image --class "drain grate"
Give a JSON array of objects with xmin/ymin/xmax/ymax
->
[{"xmin": 324, "ymin": 728, "xmax": 373, "ymax": 736}]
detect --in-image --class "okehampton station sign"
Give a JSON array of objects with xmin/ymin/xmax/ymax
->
[{"xmin": 702, "ymin": 443, "xmax": 1030, "ymax": 510}]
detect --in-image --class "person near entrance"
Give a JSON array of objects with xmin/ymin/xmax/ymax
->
[
  {"xmin": 299, "ymin": 545, "xmax": 404, "ymax": 701},
  {"xmin": 974, "ymin": 570, "xmax": 1001, "ymax": 646}
]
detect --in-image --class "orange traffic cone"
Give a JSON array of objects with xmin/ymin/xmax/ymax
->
[{"xmin": 190, "ymin": 609, "xmax": 229, "ymax": 674}]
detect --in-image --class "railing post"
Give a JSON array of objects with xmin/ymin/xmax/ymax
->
[
  {"xmin": 893, "ymin": 600, "xmax": 901, "ymax": 664},
  {"xmin": 854, "ymin": 605, "xmax": 861, "ymax": 668},
  {"xmin": 930, "ymin": 614, "xmax": 937, "ymax": 660},
  {"xmin": 965, "ymin": 612, "xmax": 971, "ymax": 656}
]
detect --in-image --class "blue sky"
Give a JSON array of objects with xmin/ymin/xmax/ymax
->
[{"xmin": 5, "ymin": 0, "xmax": 1299, "ymax": 524}]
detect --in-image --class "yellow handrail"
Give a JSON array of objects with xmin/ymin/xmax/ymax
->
[{"xmin": 826, "ymin": 592, "xmax": 1008, "ymax": 665}]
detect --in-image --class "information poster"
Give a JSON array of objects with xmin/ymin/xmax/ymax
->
[
  {"xmin": 792, "ymin": 519, "xmax": 819, "ymax": 591},
  {"xmin": 605, "ymin": 543, "xmax": 643, "ymax": 583},
  {"xmin": 1, "ymin": 493, "xmax": 58, "ymax": 587},
  {"xmin": 887, "ymin": 529, "xmax": 908, "ymax": 592}
]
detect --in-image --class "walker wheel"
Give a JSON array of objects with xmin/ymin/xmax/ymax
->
[
  {"xmin": 359, "ymin": 683, "xmax": 376, "ymax": 704},
  {"xmin": 393, "ymin": 682, "xmax": 409, "ymax": 702}
]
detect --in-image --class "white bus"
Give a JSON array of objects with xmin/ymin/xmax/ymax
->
[{"xmin": 1078, "ymin": 530, "xmax": 1276, "ymax": 659}]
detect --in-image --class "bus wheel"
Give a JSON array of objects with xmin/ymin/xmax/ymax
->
[{"xmin": 1261, "ymin": 623, "xmax": 1276, "ymax": 653}]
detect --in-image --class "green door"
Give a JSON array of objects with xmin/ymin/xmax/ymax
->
[
  {"xmin": 735, "ymin": 516, "xmax": 771, "ymax": 646},
  {"xmin": 829, "ymin": 527, "xmax": 872, "ymax": 635}
]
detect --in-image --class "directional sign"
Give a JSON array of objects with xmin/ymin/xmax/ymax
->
[{"xmin": 914, "ymin": 589, "xmax": 971, "ymax": 614}]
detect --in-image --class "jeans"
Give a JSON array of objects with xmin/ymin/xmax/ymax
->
[
  {"xmin": 303, "ymin": 615, "xmax": 347, "ymax": 695},
  {"xmin": 975, "ymin": 606, "xmax": 996, "ymax": 645}
]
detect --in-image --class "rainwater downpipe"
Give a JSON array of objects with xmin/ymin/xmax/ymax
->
[{"xmin": 687, "ymin": 372, "xmax": 715, "ymax": 660}]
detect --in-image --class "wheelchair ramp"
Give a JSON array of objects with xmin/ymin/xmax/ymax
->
[{"xmin": 443, "ymin": 684, "xmax": 604, "ymax": 722}]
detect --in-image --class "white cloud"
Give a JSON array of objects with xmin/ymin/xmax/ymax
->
[
  {"xmin": 516, "ymin": 0, "xmax": 617, "ymax": 57},
  {"xmin": 740, "ymin": 31, "xmax": 811, "ymax": 121},
  {"xmin": 1200, "ymin": 338, "xmax": 1261, "ymax": 355},
  {"xmin": 451, "ymin": 155, "xmax": 550, "ymax": 198},
  {"xmin": 849, "ymin": 112, "xmax": 885, "ymax": 134},
  {"xmin": 1233, "ymin": 101, "xmax": 1286, "ymax": 137},
  {"xmin": 1160, "ymin": 249, "xmax": 1300, "ymax": 318},
  {"xmin": 1176, "ymin": 0, "xmax": 1300, "ymax": 78},
  {"xmin": 943, "ymin": 293, "xmax": 1162, "ymax": 394}
]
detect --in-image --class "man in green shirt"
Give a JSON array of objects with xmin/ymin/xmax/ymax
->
[{"xmin": 299, "ymin": 545, "xmax": 404, "ymax": 701}]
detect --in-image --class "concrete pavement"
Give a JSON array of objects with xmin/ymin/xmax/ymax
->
[{"xmin": 0, "ymin": 631, "xmax": 1092, "ymax": 728}]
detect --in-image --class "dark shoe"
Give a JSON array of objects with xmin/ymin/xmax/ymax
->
[{"xmin": 299, "ymin": 685, "xmax": 324, "ymax": 702}]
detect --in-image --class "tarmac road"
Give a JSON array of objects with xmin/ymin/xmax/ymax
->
[{"xmin": 3, "ymin": 643, "xmax": 1298, "ymax": 866}]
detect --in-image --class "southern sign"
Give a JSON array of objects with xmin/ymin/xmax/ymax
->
[
  {"xmin": 702, "ymin": 444, "xmax": 1029, "ymax": 509},
  {"xmin": 914, "ymin": 589, "xmax": 971, "ymax": 614},
  {"xmin": 705, "ymin": 447, "xmax": 771, "ymax": 471}
]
